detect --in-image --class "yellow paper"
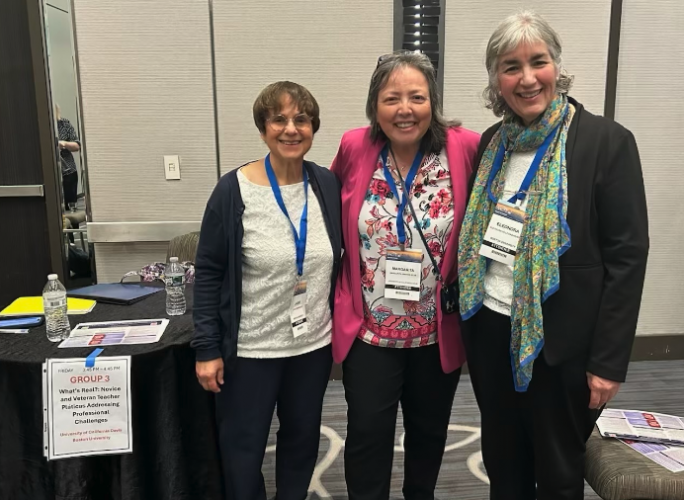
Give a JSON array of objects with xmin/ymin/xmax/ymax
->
[{"xmin": 0, "ymin": 296, "xmax": 96, "ymax": 316}]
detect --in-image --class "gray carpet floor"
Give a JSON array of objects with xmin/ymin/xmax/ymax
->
[{"xmin": 261, "ymin": 360, "xmax": 684, "ymax": 499}]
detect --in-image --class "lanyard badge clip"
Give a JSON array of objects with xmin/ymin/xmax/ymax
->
[{"xmin": 264, "ymin": 154, "xmax": 309, "ymax": 337}]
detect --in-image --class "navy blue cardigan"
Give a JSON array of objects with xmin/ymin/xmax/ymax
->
[{"xmin": 191, "ymin": 162, "xmax": 342, "ymax": 367}]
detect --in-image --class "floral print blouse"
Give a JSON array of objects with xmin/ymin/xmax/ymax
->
[{"xmin": 358, "ymin": 149, "xmax": 453, "ymax": 348}]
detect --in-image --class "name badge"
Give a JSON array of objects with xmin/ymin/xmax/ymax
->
[
  {"xmin": 291, "ymin": 280, "xmax": 308, "ymax": 338},
  {"xmin": 385, "ymin": 249, "xmax": 423, "ymax": 302},
  {"xmin": 479, "ymin": 201, "xmax": 525, "ymax": 266}
]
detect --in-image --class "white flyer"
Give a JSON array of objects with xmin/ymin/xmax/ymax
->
[
  {"xmin": 44, "ymin": 356, "xmax": 133, "ymax": 460},
  {"xmin": 620, "ymin": 439, "xmax": 684, "ymax": 473},
  {"xmin": 597, "ymin": 408, "xmax": 684, "ymax": 446},
  {"xmin": 58, "ymin": 318, "xmax": 169, "ymax": 348}
]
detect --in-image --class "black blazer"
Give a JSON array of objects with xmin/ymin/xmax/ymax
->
[
  {"xmin": 470, "ymin": 97, "xmax": 649, "ymax": 382},
  {"xmin": 191, "ymin": 161, "xmax": 343, "ymax": 369}
]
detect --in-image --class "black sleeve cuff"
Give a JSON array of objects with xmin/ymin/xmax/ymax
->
[
  {"xmin": 586, "ymin": 360, "xmax": 628, "ymax": 384},
  {"xmin": 194, "ymin": 348, "xmax": 222, "ymax": 362}
]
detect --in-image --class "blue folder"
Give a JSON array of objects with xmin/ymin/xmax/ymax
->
[{"xmin": 68, "ymin": 283, "xmax": 163, "ymax": 305}]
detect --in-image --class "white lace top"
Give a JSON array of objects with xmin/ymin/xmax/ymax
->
[
  {"xmin": 483, "ymin": 150, "xmax": 536, "ymax": 316},
  {"xmin": 236, "ymin": 169, "xmax": 333, "ymax": 358}
]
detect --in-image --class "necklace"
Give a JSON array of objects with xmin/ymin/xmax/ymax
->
[{"xmin": 391, "ymin": 158, "xmax": 411, "ymax": 173}]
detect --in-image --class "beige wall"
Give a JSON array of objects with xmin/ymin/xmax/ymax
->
[
  {"xmin": 615, "ymin": 0, "xmax": 684, "ymax": 335},
  {"xmin": 442, "ymin": 0, "xmax": 611, "ymax": 133},
  {"xmin": 73, "ymin": 0, "xmax": 217, "ymax": 223},
  {"xmin": 94, "ymin": 243, "xmax": 170, "ymax": 281},
  {"xmin": 213, "ymin": 0, "xmax": 393, "ymax": 172}
]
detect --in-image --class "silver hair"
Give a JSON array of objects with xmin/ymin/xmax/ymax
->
[
  {"xmin": 483, "ymin": 10, "xmax": 574, "ymax": 117},
  {"xmin": 366, "ymin": 51, "xmax": 460, "ymax": 154}
]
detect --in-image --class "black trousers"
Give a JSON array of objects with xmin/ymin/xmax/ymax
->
[
  {"xmin": 62, "ymin": 171, "xmax": 78, "ymax": 207},
  {"xmin": 343, "ymin": 340, "xmax": 461, "ymax": 500},
  {"xmin": 463, "ymin": 307, "xmax": 600, "ymax": 500},
  {"xmin": 215, "ymin": 344, "xmax": 333, "ymax": 500}
]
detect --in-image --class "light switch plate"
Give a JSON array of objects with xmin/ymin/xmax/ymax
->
[{"xmin": 163, "ymin": 155, "xmax": 181, "ymax": 180}]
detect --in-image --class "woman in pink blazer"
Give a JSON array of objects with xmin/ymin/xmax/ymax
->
[{"xmin": 330, "ymin": 51, "xmax": 480, "ymax": 500}]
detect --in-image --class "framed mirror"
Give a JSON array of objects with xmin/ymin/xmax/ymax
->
[{"xmin": 43, "ymin": 0, "xmax": 94, "ymax": 286}]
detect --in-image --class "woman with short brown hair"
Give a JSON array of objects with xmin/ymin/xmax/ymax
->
[{"xmin": 192, "ymin": 81, "xmax": 342, "ymax": 500}]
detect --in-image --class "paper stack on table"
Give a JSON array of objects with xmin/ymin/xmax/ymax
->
[
  {"xmin": 58, "ymin": 319, "xmax": 169, "ymax": 348},
  {"xmin": 0, "ymin": 296, "xmax": 96, "ymax": 316},
  {"xmin": 597, "ymin": 408, "xmax": 684, "ymax": 472}
]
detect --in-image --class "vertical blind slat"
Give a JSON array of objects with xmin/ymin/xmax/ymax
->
[{"xmin": 401, "ymin": 2, "xmax": 441, "ymax": 69}]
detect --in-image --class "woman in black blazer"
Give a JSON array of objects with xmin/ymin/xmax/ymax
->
[{"xmin": 457, "ymin": 11, "xmax": 649, "ymax": 500}]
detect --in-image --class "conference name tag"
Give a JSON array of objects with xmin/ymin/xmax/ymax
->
[
  {"xmin": 291, "ymin": 280, "xmax": 308, "ymax": 338},
  {"xmin": 479, "ymin": 201, "xmax": 526, "ymax": 266},
  {"xmin": 385, "ymin": 249, "xmax": 423, "ymax": 302}
]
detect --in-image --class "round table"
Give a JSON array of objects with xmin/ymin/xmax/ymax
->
[{"xmin": 0, "ymin": 287, "xmax": 223, "ymax": 500}]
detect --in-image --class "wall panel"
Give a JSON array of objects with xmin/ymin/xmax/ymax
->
[
  {"xmin": 213, "ymin": 0, "xmax": 394, "ymax": 173},
  {"xmin": 615, "ymin": 0, "xmax": 684, "ymax": 335}
]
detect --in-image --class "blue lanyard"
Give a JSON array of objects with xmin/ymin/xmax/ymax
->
[
  {"xmin": 486, "ymin": 123, "xmax": 561, "ymax": 205},
  {"xmin": 265, "ymin": 154, "xmax": 308, "ymax": 276},
  {"xmin": 381, "ymin": 146, "xmax": 423, "ymax": 246}
]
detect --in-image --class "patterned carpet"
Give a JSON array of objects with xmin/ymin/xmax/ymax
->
[{"xmin": 261, "ymin": 360, "xmax": 684, "ymax": 499}]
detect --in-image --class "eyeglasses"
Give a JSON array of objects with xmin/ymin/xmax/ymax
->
[{"xmin": 266, "ymin": 114, "xmax": 313, "ymax": 132}]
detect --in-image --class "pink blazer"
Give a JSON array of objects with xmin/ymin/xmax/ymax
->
[{"xmin": 330, "ymin": 125, "xmax": 481, "ymax": 373}]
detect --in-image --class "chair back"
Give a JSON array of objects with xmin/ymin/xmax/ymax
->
[{"xmin": 166, "ymin": 231, "xmax": 200, "ymax": 263}]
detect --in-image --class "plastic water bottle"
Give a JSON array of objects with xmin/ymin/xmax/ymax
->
[
  {"xmin": 43, "ymin": 274, "xmax": 71, "ymax": 342},
  {"xmin": 165, "ymin": 257, "xmax": 186, "ymax": 316}
]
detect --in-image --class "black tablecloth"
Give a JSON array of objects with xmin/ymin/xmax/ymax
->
[{"xmin": 0, "ymin": 287, "xmax": 223, "ymax": 500}]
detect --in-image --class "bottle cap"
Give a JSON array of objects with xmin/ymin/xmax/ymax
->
[
  {"xmin": 169, "ymin": 257, "xmax": 178, "ymax": 262},
  {"xmin": 48, "ymin": 274, "xmax": 58, "ymax": 280}
]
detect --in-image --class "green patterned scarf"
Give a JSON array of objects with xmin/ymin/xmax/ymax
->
[{"xmin": 458, "ymin": 93, "xmax": 574, "ymax": 391}]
